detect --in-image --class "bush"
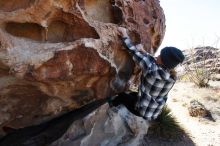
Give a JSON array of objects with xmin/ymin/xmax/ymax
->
[
  {"xmin": 186, "ymin": 69, "xmax": 210, "ymax": 87},
  {"xmin": 183, "ymin": 46, "xmax": 219, "ymax": 87},
  {"xmin": 147, "ymin": 106, "xmax": 187, "ymax": 140}
]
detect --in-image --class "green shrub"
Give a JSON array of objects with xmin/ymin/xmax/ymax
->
[{"xmin": 147, "ymin": 106, "xmax": 187, "ymax": 140}]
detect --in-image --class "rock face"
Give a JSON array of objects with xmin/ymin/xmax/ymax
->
[
  {"xmin": 0, "ymin": 0, "xmax": 165, "ymax": 135},
  {"xmin": 51, "ymin": 105, "xmax": 149, "ymax": 146}
]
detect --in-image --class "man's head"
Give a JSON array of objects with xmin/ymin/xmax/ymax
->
[{"xmin": 157, "ymin": 47, "xmax": 185, "ymax": 69}]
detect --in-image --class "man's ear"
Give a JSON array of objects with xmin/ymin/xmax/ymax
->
[{"xmin": 156, "ymin": 55, "xmax": 163, "ymax": 65}]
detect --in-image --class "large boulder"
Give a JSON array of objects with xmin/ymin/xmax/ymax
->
[
  {"xmin": 51, "ymin": 105, "xmax": 149, "ymax": 146},
  {"xmin": 0, "ymin": 0, "xmax": 165, "ymax": 135}
]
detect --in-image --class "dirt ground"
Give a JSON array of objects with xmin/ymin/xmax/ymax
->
[{"xmin": 167, "ymin": 81, "xmax": 220, "ymax": 146}]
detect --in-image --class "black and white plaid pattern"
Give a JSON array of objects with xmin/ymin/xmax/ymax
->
[{"xmin": 123, "ymin": 37, "xmax": 176, "ymax": 120}]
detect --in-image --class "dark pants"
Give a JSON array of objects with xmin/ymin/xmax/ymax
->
[{"xmin": 110, "ymin": 92, "xmax": 141, "ymax": 117}]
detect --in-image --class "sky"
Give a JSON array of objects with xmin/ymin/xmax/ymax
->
[{"xmin": 158, "ymin": 0, "xmax": 220, "ymax": 53}]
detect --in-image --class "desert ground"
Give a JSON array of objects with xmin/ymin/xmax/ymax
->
[{"xmin": 167, "ymin": 81, "xmax": 220, "ymax": 146}]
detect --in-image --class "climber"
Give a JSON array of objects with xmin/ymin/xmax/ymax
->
[{"xmin": 108, "ymin": 27, "xmax": 185, "ymax": 121}]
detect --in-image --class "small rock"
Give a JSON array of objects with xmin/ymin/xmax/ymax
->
[{"xmin": 188, "ymin": 100, "xmax": 208, "ymax": 117}]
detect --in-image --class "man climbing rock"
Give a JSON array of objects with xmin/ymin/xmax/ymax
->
[{"xmin": 109, "ymin": 27, "xmax": 185, "ymax": 121}]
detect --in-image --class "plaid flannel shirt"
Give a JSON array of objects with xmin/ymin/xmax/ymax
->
[{"xmin": 123, "ymin": 37, "xmax": 176, "ymax": 120}]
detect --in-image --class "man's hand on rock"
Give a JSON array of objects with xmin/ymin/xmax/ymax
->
[
  {"xmin": 118, "ymin": 27, "xmax": 129, "ymax": 38},
  {"xmin": 136, "ymin": 44, "xmax": 146, "ymax": 53}
]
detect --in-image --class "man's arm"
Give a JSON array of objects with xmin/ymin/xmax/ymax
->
[{"xmin": 118, "ymin": 27, "xmax": 153, "ymax": 72}]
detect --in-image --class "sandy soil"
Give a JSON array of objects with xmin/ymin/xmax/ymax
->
[{"xmin": 167, "ymin": 81, "xmax": 220, "ymax": 146}]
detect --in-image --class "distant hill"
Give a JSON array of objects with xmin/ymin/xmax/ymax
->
[{"xmin": 182, "ymin": 46, "xmax": 220, "ymax": 74}]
